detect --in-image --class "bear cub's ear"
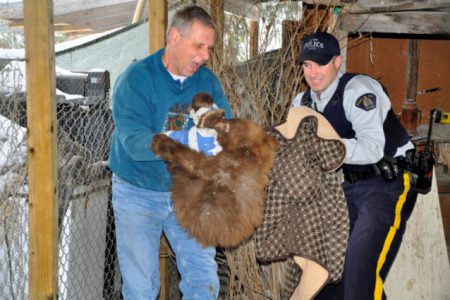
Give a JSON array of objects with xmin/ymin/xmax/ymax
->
[{"xmin": 198, "ymin": 109, "xmax": 225, "ymax": 128}]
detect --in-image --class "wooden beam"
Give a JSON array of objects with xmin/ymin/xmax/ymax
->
[
  {"xmin": 23, "ymin": 0, "xmax": 58, "ymax": 299},
  {"xmin": 148, "ymin": 3, "xmax": 169, "ymax": 299},
  {"xmin": 210, "ymin": 0, "xmax": 225, "ymax": 64},
  {"xmin": 302, "ymin": 0, "xmax": 450, "ymax": 11},
  {"xmin": 54, "ymin": 2, "xmax": 136, "ymax": 28},
  {"xmin": 7, "ymin": 2, "xmax": 137, "ymax": 34},
  {"xmin": 132, "ymin": 0, "xmax": 146, "ymax": 23},
  {"xmin": 54, "ymin": 2, "xmax": 135, "ymax": 34},
  {"xmin": 336, "ymin": 29, "xmax": 348, "ymax": 73},
  {"xmin": 250, "ymin": 20, "xmax": 259, "ymax": 58},
  {"xmin": 406, "ymin": 39, "xmax": 419, "ymax": 100},
  {"xmin": 348, "ymin": 0, "xmax": 450, "ymax": 13},
  {"xmin": 301, "ymin": 0, "xmax": 341, "ymax": 6},
  {"xmin": 158, "ymin": 235, "xmax": 169, "ymax": 300},
  {"xmin": 8, "ymin": 3, "xmax": 135, "ymax": 33},
  {"xmin": 341, "ymin": 11, "xmax": 450, "ymax": 34},
  {"xmin": 148, "ymin": 0, "xmax": 166, "ymax": 54}
]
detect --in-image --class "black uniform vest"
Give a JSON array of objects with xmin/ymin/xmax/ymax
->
[{"xmin": 301, "ymin": 73, "xmax": 410, "ymax": 169}]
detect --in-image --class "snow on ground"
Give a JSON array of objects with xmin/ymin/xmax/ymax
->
[{"xmin": 0, "ymin": 60, "xmax": 86, "ymax": 99}]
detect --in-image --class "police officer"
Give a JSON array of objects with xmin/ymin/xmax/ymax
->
[{"xmin": 292, "ymin": 32, "xmax": 418, "ymax": 300}]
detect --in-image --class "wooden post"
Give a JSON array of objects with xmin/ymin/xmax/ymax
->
[
  {"xmin": 249, "ymin": 20, "xmax": 259, "ymax": 58},
  {"xmin": 149, "ymin": 0, "xmax": 167, "ymax": 54},
  {"xmin": 406, "ymin": 39, "xmax": 419, "ymax": 100},
  {"xmin": 158, "ymin": 235, "xmax": 170, "ymax": 300},
  {"xmin": 148, "ymin": 2, "xmax": 169, "ymax": 300},
  {"xmin": 209, "ymin": 0, "xmax": 225, "ymax": 69},
  {"xmin": 23, "ymin": 0, "xmax": 58, "ymax": 299},
  {"xmin": 335, "ymin": 30, "xmax": 348, "ymax": 74}
]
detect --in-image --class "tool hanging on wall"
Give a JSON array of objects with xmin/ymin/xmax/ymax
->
[
  {"xmin": 434, "ymin": 109, "xmax": 450, "ymax": 124},
  {"xmin": 400, "ymin": 98, "xmax": 421, "ymax": 135},
  {"xmin": 399, "ymin": 87, "xmax": 441, "ymax": 135}
]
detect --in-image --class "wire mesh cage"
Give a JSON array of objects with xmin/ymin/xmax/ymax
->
[{"xmin": 0, "ymin": 60, "xmax": 118, "ymax": 299}]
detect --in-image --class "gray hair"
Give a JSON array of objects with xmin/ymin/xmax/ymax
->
[{"xmin": 167, "ymin": 5, "xmax": 216, "ymax": 39}]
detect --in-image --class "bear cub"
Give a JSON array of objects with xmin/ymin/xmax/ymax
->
[{"xmin": 151, "ymin": 113, "xmax": 279, "ymax": 247}]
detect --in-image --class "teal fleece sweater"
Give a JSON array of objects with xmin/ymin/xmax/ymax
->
[{"xmin": 108, "ymin": 49, "xmax": 233, "ymax": 191}]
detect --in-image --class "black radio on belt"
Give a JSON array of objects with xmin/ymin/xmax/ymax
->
[
  {"xmin": 396, "ymin": 144, "xmax": 435, "ymax": 195},
  {"xmin": 395, "ymin": 109, "xmax": 438, "ymax": 195},
  {"xmin": 398, "ymin": 148, "xmax": 434, "ymax": 194}
]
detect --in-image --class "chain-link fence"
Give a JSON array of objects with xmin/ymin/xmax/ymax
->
[{"xmin": 0, "ymin": 59, "xmax": 119, "ymax": 299}]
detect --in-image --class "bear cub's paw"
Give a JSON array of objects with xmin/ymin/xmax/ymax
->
[{"xmin": 151, "ymin": 134, "xmax": 179, "ymax": 159}]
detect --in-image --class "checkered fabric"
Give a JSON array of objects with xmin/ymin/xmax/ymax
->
[{"xmin": 254, "ymin": 116, "xmax": 349, "ymax": 296}]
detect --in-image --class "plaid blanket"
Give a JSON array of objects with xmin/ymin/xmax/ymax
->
[{"xmin": 254, "ymin": 116, "xmax": 349, "ymax": 297}]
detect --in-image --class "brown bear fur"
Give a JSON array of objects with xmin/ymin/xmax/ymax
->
[
  {"xmin": 197, "ymin": 108, "xmax": 225, "ymax": 128},
  {"xmin": 151, "ymin": 116, "xmax": 279, "ymax": 247},
  {"xmin": 191, "ymin": 92, "xmax": 214, "ymax": 111}
]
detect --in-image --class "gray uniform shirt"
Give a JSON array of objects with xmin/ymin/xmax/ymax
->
[{"xmin": 292, "ymin": 73, "xmax": 413, "ymax": 165}]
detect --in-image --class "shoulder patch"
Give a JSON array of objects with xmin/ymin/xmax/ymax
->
[{"xmin": 355, "ymin": 93, "xmax": 376, "ymax": 111}]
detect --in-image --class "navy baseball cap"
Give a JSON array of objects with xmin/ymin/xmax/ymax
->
[{"xmin": 298, "ymin": 32, "xmax": 340, "ymax": 65}]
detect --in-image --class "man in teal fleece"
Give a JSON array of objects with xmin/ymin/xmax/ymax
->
[{"xmin": 108, "ymin": 5, "xmax": 233, "ymax": 300}]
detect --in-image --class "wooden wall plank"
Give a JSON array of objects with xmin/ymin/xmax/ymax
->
[
  {"xmin": 342, "ymin": 11, "xmax": 450, "ymax": 34},
  {"xmin": 349, "ymin": 0, "xmax": 450, "ymax": 13},
  {"xmin": 385, "ymin": 172, "xmax": 450, "ymax": 299},
  {"xmin": 23, "ymin": 0, "xmax": 58, "ymax": 299}
]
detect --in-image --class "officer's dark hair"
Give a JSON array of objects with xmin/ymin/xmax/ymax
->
[{"xmin": 167, "ymin": 6, "xmax": 216, "ymax": 39}]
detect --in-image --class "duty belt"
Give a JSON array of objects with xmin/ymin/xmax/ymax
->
[{"xmin": 343, "ymin": 158, "xmax": 403, "ymax": 184}]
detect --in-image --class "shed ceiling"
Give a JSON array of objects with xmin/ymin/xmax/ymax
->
[{"xmin": 1, "ymin": 0, "xmax": 449, "ymax": 35}]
